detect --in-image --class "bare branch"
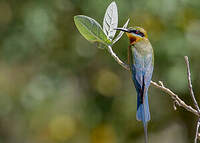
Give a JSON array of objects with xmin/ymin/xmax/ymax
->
[
  {"xmin": 198, "ymin": 133, "xmax": 200, "ymax": 140},
  {"xmin": 107, "ymin": 45, "xmax": 130, "ymax": 70},
  {"xmin": 150, "ymin": 81, "xmax": 199, "ymax": 117},
  {"xmin": 184, "ymin": 56, "xmax": 200, "ymax": 113},
  {"xmin": 195, "ymin": 119, "xmax": 200, "ymax": 143},
  {"xmin": 106, "ymin": 45, "xmax": 200, "ymax": 117},
  {"xmin": 184, "ymin": 56, "xmax": 200, "ymax": 143}
]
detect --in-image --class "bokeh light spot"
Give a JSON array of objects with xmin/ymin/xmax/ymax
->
[
  {"xmin": 186, "ymin": 20, "xmax": 200, "ymax": 48},
  {"xmin": 0, "ymin": 2, "xmax": 12, "ymax": 25},
  {"xmin": 95, "ymin": 70, "xmax": 122, "ymax": 96},
  {"xmin": 49, "ymin": 115, "xmax": 76, "ymax": 141},
  {"xmin": 91, "ymin": 124, "xmax": 116, "ymax": 143}
]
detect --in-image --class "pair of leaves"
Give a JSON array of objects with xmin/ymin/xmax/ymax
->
[{"xmin": 74, "ymin": 1, "xmax": 129, "ymax": 48}]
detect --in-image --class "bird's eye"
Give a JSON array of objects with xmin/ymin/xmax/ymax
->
[{"xmin": 138, "ymin": 32, "xmax": 144, "ymax": 37}]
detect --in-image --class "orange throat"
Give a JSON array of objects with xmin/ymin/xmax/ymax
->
[{"xmin": 126, "ymin": 33, "xmax": 141, "ymax": 45}]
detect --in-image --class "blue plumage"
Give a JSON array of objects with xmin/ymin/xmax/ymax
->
[
  {"xmin": 129, "ymin": 40, "xmax": 153, "ymax": 143},
  {"xmin": 115, "ymin": 26, "xmax": 154, "ymax": 143},
  {"xmin": 130, "ymin": 46, "xmax": 153, "ymax": 122}
]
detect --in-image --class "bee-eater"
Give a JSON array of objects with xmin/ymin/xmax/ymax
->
[{"xmin": 115, "ymin": 27, "xmax": 154, "ymax": 143}]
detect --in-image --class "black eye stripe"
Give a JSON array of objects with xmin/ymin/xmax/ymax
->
[
  {"xmin": 138, "ymin": 32, "xmax": 144, "ymax": 37},
  {"xmin": 129, "ymin": 30, "xmax": 144, "ymax": 37},
  {"xmin": 129, "ymin": 29, "xmax": 136, "ymax": 33}
]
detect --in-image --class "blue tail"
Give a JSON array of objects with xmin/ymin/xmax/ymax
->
[
  {"xmin": 136, "ymin": 95, "xmax": 150, "ymax": 143},
  {"xmin": 136, "ymin": 95, "xmax": 150, "ymax": 122}
]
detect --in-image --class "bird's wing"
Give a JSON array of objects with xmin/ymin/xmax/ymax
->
[
  {"xmin": 129, "ymin": 46, "xmax": 153, "ymax": 122},
  {"xmin": 143, "ymin": 53, "xmax": 154, "ymax": 89},
  {"xmin": 130, "ymin": 47, "xmax": 153, "ymax": 96}
]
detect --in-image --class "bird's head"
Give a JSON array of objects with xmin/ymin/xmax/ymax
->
[{"xmin": 115, "ymin": 26, "xmax": 148, "ymax": 45}]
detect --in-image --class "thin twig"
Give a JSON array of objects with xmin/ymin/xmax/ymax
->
[
  {"xmin": 150, "ymin": 81, "xmax": 199, "ymax": 117},
  {"xmin": 184, "ymin": 56, "xmax": 200, "ymax": 143},
  {"xmin": 184, "ymin": 56, "xmax": 200, "ymax": 113},
  {"xmin": 195, "ymin": 119, "xmax": 200, "ymax": 143},
  {"xmin": 107, "ymin": 45, "xmax": 130, "ymax": 70},
  {"xmin": 198, "ymin": 133, "xmax": 200, "ymax": 140},
  {"xmin": 106, "ymin": 45, "xmax": 200, "ymax": 117}
]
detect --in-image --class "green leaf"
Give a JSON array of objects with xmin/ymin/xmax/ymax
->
[
  {"xmin": 74, "ymin": 15, "xmax": 111, "ymax": 45},
  {"xmin": 103, "ymin": 1, "xmax": 118, "ymax": 40}
]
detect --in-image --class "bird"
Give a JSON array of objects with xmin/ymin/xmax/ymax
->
[{"xmin": 115, "ymin": 26, "xmax": 154, "ymax": 143}]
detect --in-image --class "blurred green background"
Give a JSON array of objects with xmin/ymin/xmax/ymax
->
[{"xmin": 0, "ymin": 0, "xmax": 200, "ymax": 142}]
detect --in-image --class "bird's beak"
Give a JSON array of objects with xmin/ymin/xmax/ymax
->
[{"xmin": 114, "ymin": 28, "xmax": 129, "ymax": 32}]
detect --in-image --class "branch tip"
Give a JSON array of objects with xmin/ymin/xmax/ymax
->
[{"xmin": 184, "ymin": 56, "xmax": 200, "ymax": 113}]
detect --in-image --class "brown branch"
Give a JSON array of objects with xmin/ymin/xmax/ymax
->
[
  {"xmin": 106, "ymin": 45, "xmax": 200, "ymax": 143},
  {"xmin": 106, "ymin": 45, "xmax": 200, "ymax": 117},
  {"xmin": 107, "ymin": 45, "xmax": 130, "ymax": 70},
  {"xmin": 195, "ymin": 119, "xmax": 200, "ymax": 143},
  {"xmin": 184, "ymin": 56, "xmax": 200, "ymax": 143},
  {"xmin": 198, "ymin": 133, "xmax": 200, "ymax": 140},
  {"xmin": 150, "ymin": 80, "xmax": 199, "ymax": 117},
  {"xmin": 184, "ymin": 56, "xmax": 200, "ymax": 113}
]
